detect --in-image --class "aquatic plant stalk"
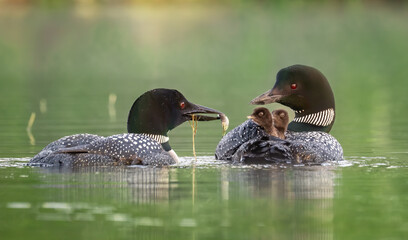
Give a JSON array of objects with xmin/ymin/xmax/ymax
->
[
  {"xmin": 220, "ymin": 113, "xmax": 229, "ymax": 136},
  {"xmin": 108, "ymin": 93, "xmax": 117, "ymax": 121},
  {"xmin": 189, "ymin": 114, "xmax": 198, "ymax": 162},
  {"xmin": 26, "ymin": 112, "xmax": 36, "ymax": 145}
]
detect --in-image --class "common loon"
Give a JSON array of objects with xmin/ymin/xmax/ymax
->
[
  {"xmin": 215, "ymin": 65, "xmax": 343, "ymax": 164},
  {"xmin": 29, "ymin": 88, "xmax": 227, "ymax": 167},
  {"xmin": 247, "ymin": 108, "xmax": 289, "ymax": 140}
]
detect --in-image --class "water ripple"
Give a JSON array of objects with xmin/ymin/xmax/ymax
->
[{"xmin": 0, "ymin": 155, "xmax": 407, "ymax": 169}]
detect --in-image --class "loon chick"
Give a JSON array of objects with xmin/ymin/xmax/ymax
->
[
  {"xmin": 29, "ymin": 88, "xmax": 225, "ymax": 167},
  {"xmin": 271, "ymin": 109, "xmax": 289, "ymax": 139},
  {"xmin": 215, "ymin": 65, "xmax": 343, "ymax": 164},
  {"xmin": 247, "ymin": 108, "xmax": 289, "ymax": 139}
]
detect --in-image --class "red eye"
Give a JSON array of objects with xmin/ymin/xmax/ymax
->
[
  {"xmin": 291, "ymin": 83, "xmax": 297, "ymax": 89},
  {"xmin": 180, "ymin": 102, "xmax": 185, "ymax": 109}
]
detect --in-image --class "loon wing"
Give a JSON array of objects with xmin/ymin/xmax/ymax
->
[
  {"xmin": 39, "ymin": 133, "xmax": 101, "ymax": 152},
  {"xmin": 56, "ymin": 134, "xmax": 175, "ymax": 166},
  {"xmin": 232, "ymin": 137, "xmax": 292, "ymax": 164},
  {"xmin": 215, "ymin": 120, "xmax": 269, "ymax": 160},
  {"xmin": 29, "ymin": 134, "xmax": 102, "ymax": 166},
  {"xmin": 56, "ymin": 146, "xmax": 89, "ymax": 153},
  {"xmin": 232, "ymin": 131, "xmax": 344, "ymax": 164}
]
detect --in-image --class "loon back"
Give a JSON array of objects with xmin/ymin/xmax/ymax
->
[
  {"xmin": 215, "ymin": 120, "xmax": 270, "ymax": 160},
  {"xmin": 232, "ymin": 131, "xmax": 343, "ymax": 164}
]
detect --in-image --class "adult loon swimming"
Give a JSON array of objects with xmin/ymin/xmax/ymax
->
[
  {"xmin": 29, "ymin": 88, "xmax": 226, "ymax": 167},
  {"xmin": 215, "ymin": 65, "xmax": 343, "ymax": 164}
]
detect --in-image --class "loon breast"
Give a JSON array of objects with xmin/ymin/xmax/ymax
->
[{"xmin": 285, "ymin": 131, "xmax": 343, "ymax": 163}]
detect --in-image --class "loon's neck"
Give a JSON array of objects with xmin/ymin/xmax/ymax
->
[
  {"xmin": 289, "ymin": 108, "xmax": 335, "ymax": 133},
  {"xmin": 141, "ymin": 133, "xmax": 169, "ymax": 144},
  {"xmin": 140, "ymin": 133, "xmax": 179, "ymax": 163}
]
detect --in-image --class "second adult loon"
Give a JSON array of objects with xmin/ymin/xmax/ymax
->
[
  {"xmin": 29, "ymin": 88, "xmax": 227, "ymax": 167},
  {"xmin": 215, "ymin": 65, "xmax": 343, "ymax": 164}
]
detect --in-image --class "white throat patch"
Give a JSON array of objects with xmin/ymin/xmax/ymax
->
[{"xmin": 293, "ymin": 108, "xmax": 334, "ymax": 127}]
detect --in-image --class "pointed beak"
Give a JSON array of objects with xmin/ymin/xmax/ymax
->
[
  {"xmin": 250, "ymin": 89, "xmax": 283, "ymax": 105},
  {"xmin": 182, "ymin": 102, "xmax": 229, "ymax": 133},
  {"xmin": 247, "ymin": 115, "xmax": 254, "ymax": 120},
  {"xmin": 183, "ymin": 104, "xmax": 224, "ymax": 121}
]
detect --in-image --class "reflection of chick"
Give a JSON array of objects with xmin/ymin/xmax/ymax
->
[{"xmin": 247, "ymin": 107, "xmax": 289, "ymax": 140}]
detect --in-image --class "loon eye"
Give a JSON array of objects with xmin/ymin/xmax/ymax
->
[
  {"xmin": 179, "ymin": 102, "xmax": 186, "ymax": 109},
  {"xmin": 291, "ymin": 83, "xmax": 297, "ymax": 90}
]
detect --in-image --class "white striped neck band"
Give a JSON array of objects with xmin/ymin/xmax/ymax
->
[
  {"xmin": 141, "ymin": 134, "xmax": 169, "ymax": 144},
  {"xmin": 293, "ymin": 108, "xmax": 335, "ymax": 127}
]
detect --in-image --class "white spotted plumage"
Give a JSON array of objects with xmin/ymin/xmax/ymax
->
[{"xmin": 216, "ymin": 117, "xmax": 343, "ymax": 163}]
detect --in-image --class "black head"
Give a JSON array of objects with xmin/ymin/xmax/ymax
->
[
  {"xmin": 247, "ymin": 107, "xmax": 273, "ymax": 134},
  {"xmin": 251, "ymin": 65, "xmax": 335, "ymax": 132},
  {"xmin": 271, "ymin": 109, "xmax": 289, "ymax": 133},
  {"xmin": 127, "ymin": 88, "xmax": 224, "ymax": 136}
]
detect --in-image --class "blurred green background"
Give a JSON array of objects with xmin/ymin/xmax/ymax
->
[
  {"xmin": 1, "ymin": 0, "xmax": 408, "ymax": 158},
  {"xmin": 0, "ymin": 1, "xmax": 407, "ymax": 239}
]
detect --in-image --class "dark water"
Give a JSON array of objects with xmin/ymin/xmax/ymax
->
[{"xmin": 1, "ymin": 4, "xmax": 408, "ymax": 240}]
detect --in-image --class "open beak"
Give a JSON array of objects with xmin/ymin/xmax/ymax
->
[
  {"xmin": 250, "ymin": 89, "xmax": 283, "ymax": 105},
  {"xmin": 183, "ymin": 103, "xmax": 229, "ymax": 133},
  {"xmin": 183, "ymin": 104, "xmax": 224, "ymax": 121}
]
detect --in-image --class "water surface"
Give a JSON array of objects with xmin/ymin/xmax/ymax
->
[{"xmin": 1, "ymin": 3, "xmax": 407, "ymax": 240}]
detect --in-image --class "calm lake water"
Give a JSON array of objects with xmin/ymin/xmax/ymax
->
[{"xmin": 1, "ymin": 3, "xmax": 407, "ymax": 240}]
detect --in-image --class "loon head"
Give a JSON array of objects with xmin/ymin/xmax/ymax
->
[
  {"xmin": 251, "ymin": 65, "xmax": 335, "ymax": 133},
  {"xmin": 127, "ymin": 88, "xmax": 224, "ymax": 136}
]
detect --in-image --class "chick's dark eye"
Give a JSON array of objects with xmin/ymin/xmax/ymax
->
[
  {"xmin": 291, "ymin": 83, "xmax": 297, "ymax": 89},
  {"xmin": 180, "ymin": 102, "xmax": 186, "ymax": 109}
]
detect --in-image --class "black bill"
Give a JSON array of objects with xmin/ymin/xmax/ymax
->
[{"xmin": 250, "ymin": 89, "xmax": 283, "ymax": 105}]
